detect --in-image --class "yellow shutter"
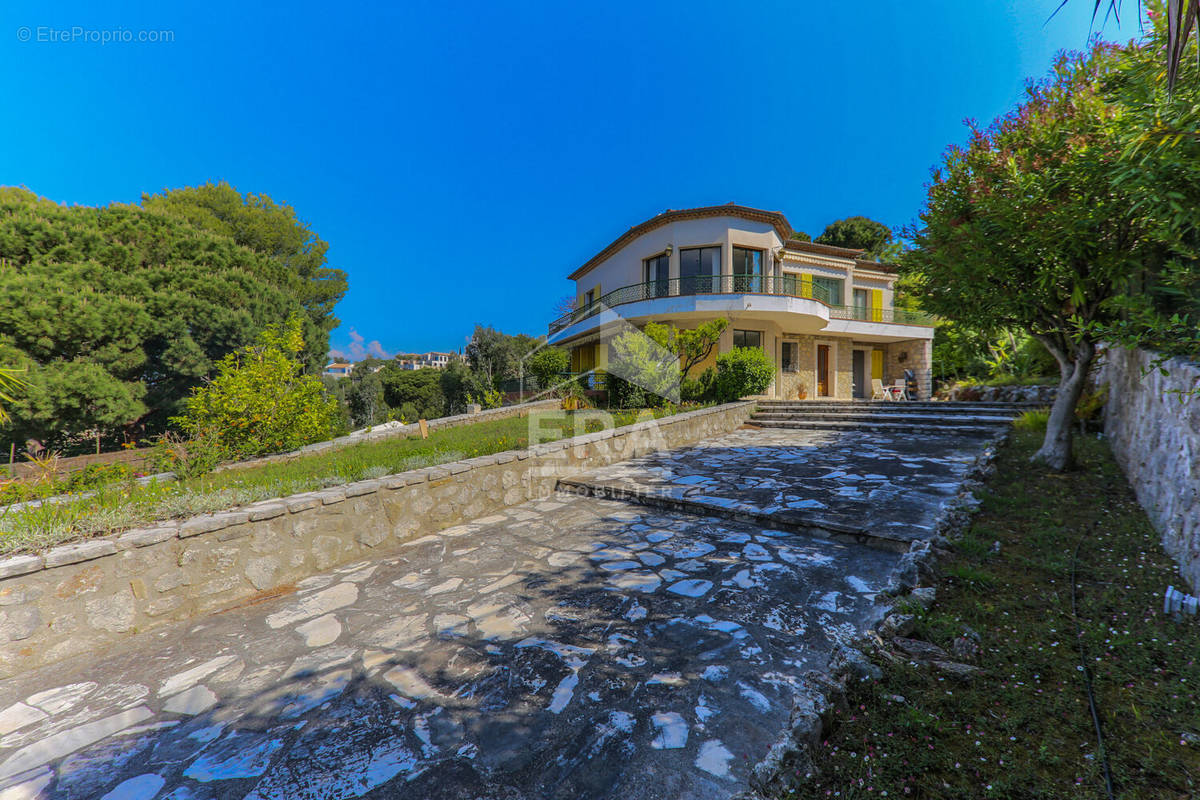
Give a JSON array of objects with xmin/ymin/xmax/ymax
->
[
  {"xmin": 801, "ymin": 273, "xmax": 813, "ymax": 299},
  {"xmin": 871, "ymin": 289, "xmax": 883, "ymax": 322},
  {"xmin": 596, "ymin": 342, "xmax": 608, "ymax": 369},
  {"xmin": 871, "ymin": 350, "xmax": 883, "ymax": 380}
]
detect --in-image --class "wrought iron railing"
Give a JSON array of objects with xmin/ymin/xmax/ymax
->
[{"xmin": 548, "ymin": 274, "xmax": 935, "ymax": 335}]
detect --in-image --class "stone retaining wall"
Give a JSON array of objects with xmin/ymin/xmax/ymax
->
[
  {"xmin": 0, "ymin": 401, "xmax": 755, "ymax": 678},
  {"xmin": 1099, "ymin": 348, "xmax": 1200, "ymax": 593},
  {"xmin": 939, "ymin": 383, "xmax": 1057, "ymax": 403}
]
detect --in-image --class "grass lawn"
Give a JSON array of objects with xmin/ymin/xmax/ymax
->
[
  {"xmin": 0, "ymin": 406, "xmax": 682, "ymax": 555},
  {"xmin": 790, "ymin": 430, "xmax": 1200, "ymax": 799}
]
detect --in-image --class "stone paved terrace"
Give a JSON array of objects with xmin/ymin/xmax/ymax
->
[
  {"xmin": 0, "ymin": 424, "xmax": 1002, "ymax": 799},
  {"xmin": 561, "ymin": 427, "xmax": 999, "ymax": 550}
]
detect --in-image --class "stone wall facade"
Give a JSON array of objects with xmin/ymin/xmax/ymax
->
[
  {"xmin": 0, "ymin": 402, "xmax": 755, "ymax": 678},
  {"xmin": 1099, "ymin": 348, "xmax": 1200, "ymax": 592}
]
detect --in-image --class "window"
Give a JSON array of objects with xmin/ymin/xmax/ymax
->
[
  {"xmin": 584, "ymin": 288, "xmax": 595, "ymax": 306},
  {"xmin": 733, "ymin": 329, "xmax": 762, "ymax": 349},
  {"xmin": 853, "ymin": 288, "xmax": 869, "ymax": 318},
  {"xmin": 813, "ymin": 276, "xmax": 844, "ymax": 306},
  {"xmin": 781, "ymin": 341, "xmax": 798, "ymax": 372},
  {"xmin": 644, "ymin": 253, "xmax": 670, "ymax": 299},
  {"xmin": 679, "ymin": 246, "xmax": 720, "ymax": 295},
  {"xmin": 732, "ymin": 246, "xmax": 763, "ymax": 292}
]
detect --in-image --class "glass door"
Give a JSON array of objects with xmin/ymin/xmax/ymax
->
[
  {"xmin": 679, "ymin": 246, "xmax": 720, "ymax": 295},
  {"xmin": 853, "ymin": 288, "xmax": 869, "ymax": 320},
  {"xmin": 644, "ymin": 254, "xmax": 669, "ymax": 299},
  {"xmin": 732, "ymin": 247, "xmax": 762, "ymax": 293}
]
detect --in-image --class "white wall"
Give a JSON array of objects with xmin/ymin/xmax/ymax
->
[{"xmin": 575, "ymin": 216, "xmax": 784, "ymax": 302}]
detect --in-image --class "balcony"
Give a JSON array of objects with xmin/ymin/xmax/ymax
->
[{"xmin": 548, "ymin": 274, "xmax": 936, "ymax": 336}]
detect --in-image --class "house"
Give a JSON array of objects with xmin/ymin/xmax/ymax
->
[
  {"xmin": 323, "ymin": 361, "xmax": 354, "ymax": 378},
  {"xmin": 546, "ymin": 204, "xmax": 935, "ymax": 400},
  {"xmin": 420, "ymin": 351, "xmax": 455, "ymax": 369},
  {"xmin": 394, "ymin": 352, "xmax": 457, "ymax": 370}
]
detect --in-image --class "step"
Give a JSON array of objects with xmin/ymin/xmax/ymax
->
[
  {"xmin": 753, "ymin": 417, "xmax": 1017, "ymax": 429},
  {"xmin": 749, "ymin": 418, "xmax": 1009, "ymax": 436},
  {"xmin": 756, "ymin": 402, "xmax": 1031, "ymax": 415},
  {"xmin": 554, "ymin": 481, "xmax": 911, "ymax": 553}
]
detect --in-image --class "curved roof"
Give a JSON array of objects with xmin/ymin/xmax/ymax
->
[{"xmin": 568, "ymin": 204, "xmax": 794, "ymax": 281}]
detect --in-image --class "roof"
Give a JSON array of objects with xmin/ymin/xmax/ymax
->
[
  {"xmin": 569, "ymin": 204, "xmax": 794, "ymax": 281},
  {"xmin": 783, "ymin": 240, "xmax": 865, "ymax": 259},
  {"xmin": 853, "ymin": 258, "xmax": 899, "ymax": 275}
]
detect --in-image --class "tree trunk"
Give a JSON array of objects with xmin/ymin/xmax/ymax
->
[{"xmin": 1031, "ymin": 339, "xmax": 1095, "ymax": 471}]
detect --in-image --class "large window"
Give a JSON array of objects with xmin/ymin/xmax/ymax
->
[
  {"xmin": 679, "ymin": 246, "xmax": 720, "ymax": 295},
  {"xmin": 644, "ymin": 253, "xmax": 670, "ymax": 299},
  {"xmin": 781, "ymin": 341, "xmax": 798, "ymax": 372},
  {"xmin": 813, "ymin": 276, "xmax": 844, "ymax": 306},
  {"xmin": 732, "ymin": 246, "xmax": 763, "ymax": 292},
  {"xmin": 733, "ymin": 329, "xmax": 762, "ymax": 349}
]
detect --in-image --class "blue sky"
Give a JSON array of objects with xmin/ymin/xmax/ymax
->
[{"xmin": 0, "ymin": 1, "xmax": 1130, "ymax": 358}]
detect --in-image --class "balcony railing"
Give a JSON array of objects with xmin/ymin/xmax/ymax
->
[{"xmin": 548, "ymin": 274, "xmax": 935, "ymax": 335}]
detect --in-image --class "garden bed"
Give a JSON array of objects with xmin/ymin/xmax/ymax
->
[
  {"xmin": 789, "ymin": 430, "xmax": 1200, "ymax": 799},
  {"xmin": 0, "ymin": 406, "xmax": 687, "ymax": 555}
]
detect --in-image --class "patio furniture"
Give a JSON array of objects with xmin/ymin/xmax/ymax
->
[
  {"xmin": 890, "ymin": 380, "xmax": 910, "ymax": 401},
  {"xmin": 871, "ymin": 378, "xmax": 892, "ymax": 401}
]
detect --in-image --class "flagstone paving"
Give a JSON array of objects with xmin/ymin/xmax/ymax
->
[
  {"xmin": 560, "ymin": 427, "xmax": 999, "ymax": 549},
  {"xmin": 0, "ymin": 425, "xmax": 999, "ymax": 799}
]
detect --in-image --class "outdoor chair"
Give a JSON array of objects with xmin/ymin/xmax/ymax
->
[
  {"xmin": 871, "ymin": 378, "xmax": 892, "ymax": 401},
  {"xmin": 890, "ymin": 380, "xmax": 910, "ymax": 401}
]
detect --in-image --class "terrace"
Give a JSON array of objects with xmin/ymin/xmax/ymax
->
[{"xmin": 548, "ymin": 272, "xmax": 936, "ymax": 337}]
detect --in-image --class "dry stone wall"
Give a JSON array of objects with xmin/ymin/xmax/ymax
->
[
  {"xmin": 1099, "ymin": 348, "xmax": 1200, "ymax": 592},
  {"xmin": 0, "ymin": 402, "xmax": 755, "ymax": 678}
]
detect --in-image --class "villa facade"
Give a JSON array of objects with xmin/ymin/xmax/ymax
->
[{"xmin": 547, "ymin": 204, "xmax": 935, "ymax": 400}]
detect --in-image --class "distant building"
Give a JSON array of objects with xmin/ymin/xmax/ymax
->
[
  {"xmin": 323, "ymin": 361, "xmax": 354, "ymax": 378},
  {"xmin": 395, "ymin": 351, "xmax": 457, "ymax": 370}
]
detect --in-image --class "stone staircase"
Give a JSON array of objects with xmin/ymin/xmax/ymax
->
[{"xmin": 749, "ymin": 399, "xmax": 1035, "ymax": 436}]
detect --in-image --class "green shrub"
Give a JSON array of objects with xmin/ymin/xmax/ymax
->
[
  {"xmin": 714, "ymin": 347, "xmax": 774, "ymax": 402},
  {"xmin": 526, "ymin": 346, "xmax": 570, "ymax": 393},
  {"xmin": 680, "ymin": 367, "xmax": 718, "ymax": 403},
  {"xmin": 606, "ymin": 374, "xmax": 653, "ymax": 409},
  {"xmin": 172, "ymin": 316, "xmax": 340, "ymax": 462},
  {"xmin": 1013, "ymin": 407, "xmax": 1050, "ymax": 432}
]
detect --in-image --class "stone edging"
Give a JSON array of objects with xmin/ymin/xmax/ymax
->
[{"xmin": 0, "ymin": 401, "xmax": 755, "ymax": 678}]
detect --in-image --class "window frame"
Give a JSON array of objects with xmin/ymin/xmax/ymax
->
[
  {"xmin": 813, "ymin": 276, "xmax": 844, "ymax": 306},
  {"xmin": 678, "ymin": 245, "xmax": 721, "ymax": 295},
  {"xmin": 781, "ymin": 340, "xmax": 798, "ymax": 373},
  {"xmin": 644, "ymin": 252, "xmax": 670, "ymax": 298},
  {"xmin": 733, "ymin": 329, "xmax": 763, "ymax": 350}
]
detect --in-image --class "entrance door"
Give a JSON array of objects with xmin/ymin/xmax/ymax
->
[
  {"xmin": 852, "ymin": 350, "xmax": 866, "ymax": 398},
  {"xmin": 816, "ymin": 344, "xmax": 830, "ymax": 397}
]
